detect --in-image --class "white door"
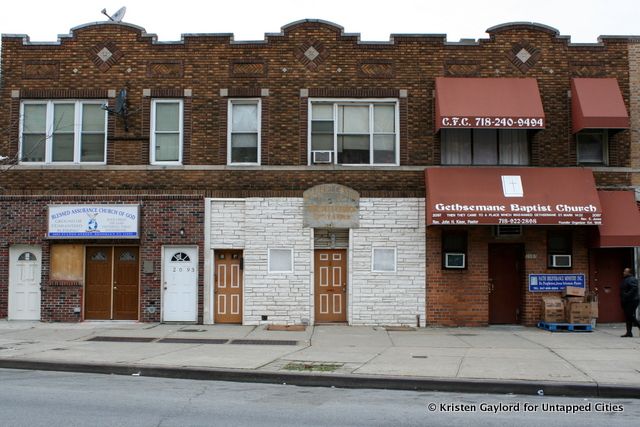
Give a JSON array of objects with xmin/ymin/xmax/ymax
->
[
  {"xmin": 9, "ymin": 246, "xmax": 42, "ymax": 320},
  {"xmin": 162, "ymin": 247, "xmax": 198, "ymax": 322}
]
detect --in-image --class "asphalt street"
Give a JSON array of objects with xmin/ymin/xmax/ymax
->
[{"xmin": 1, "ymin": 368, "xmax": 639, "ymax": 427}]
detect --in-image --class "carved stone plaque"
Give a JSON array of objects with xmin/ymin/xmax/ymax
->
[{"xmin": 303, "ymin": 184, "xmax": 359, "ymax": 228}]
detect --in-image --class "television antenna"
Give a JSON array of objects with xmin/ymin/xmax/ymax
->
[{"xmin": 101, "ymin": 6, "xmax": 127, "ymax": 22}]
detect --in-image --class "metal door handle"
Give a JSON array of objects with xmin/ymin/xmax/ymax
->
[{"xmin": 113, "ymin": 287, "xmax": 118, "ymax": 290}]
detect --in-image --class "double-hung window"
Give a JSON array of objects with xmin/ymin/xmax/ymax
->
[
  {"xmin": 151, "ymin": 99, "xmax": 183, "ymax": 165},
  {"xmin": 228, "ymin": 99, "xmax": 261, "ymax": 165},
  {"xmin": 309, "ymin": 99, "xmax": 399, "ymax": 165},
  {"xmin": 20, "ymin": 101, "xmax": 107, "ymax": 164}
]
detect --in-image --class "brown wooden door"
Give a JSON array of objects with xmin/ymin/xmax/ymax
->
[
  {"xmin": 488, "ymin": 244, "xmax": 523, "ymax": 324},
  {"xmin": 113, "ymin": 247, "xmax": 139, "ymax": 320},
  {"xmin": 315, "ymin": 249, "xmax": 347, "ymax": 323},
  {"xmin": 85, "ymin": 247, "xmax": 112, "ymax": 320},
  {"xmin": 591, "ymin": 248, "xmax": 632, "ymax": 323},
  {"xmin": 214, "ymin": 250, "xmax": 243, "ymax": 324}
]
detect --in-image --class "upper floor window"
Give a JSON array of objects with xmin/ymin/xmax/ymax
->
[
  {"xmin": 20, "ymin": 101, "xmax": 106, "ymax": 164},
  {"xmin": 151, "ymin": 99, "xmax": 183, "ymax": 165},
  {"xmin": 309, "ymin": 99, "xmax": 399, "ymax": 166},
  {"xmin": 228, "ymin": 99, "xmax": 261, "ymax": 165},
  {"xmin": 441, "ymin": 129, "xmax": 529, "ymax": 166},
  {"xmin": 576, "ymin": 130, "xmax": 608, "ymax": 165}
]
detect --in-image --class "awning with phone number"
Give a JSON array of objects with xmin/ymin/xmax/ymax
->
[{"xmin": 434, "ymin": 77, "xmax": 546, "ymax": 132}]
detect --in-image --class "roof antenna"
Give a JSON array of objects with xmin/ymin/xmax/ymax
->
[{"xmin": 101, "ymin": 6, "xmax": 127, "ymax": 22}]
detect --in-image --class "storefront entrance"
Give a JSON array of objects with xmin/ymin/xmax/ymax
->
[
  {"xmin": 214, "ymin": 250, "xmax": 243, "ymax": 324},
  {"xmin": 85, "ymin": 246, "xmax": 139, "ymax": 320},
  {"xmin": 314, "ymin": 249, "xmax": 347, "ymax": 323},
  {"xmin": 488, "ymin": 244, "xmax": 524, "ymax": 324},
  {"xmin": 590, "ymin": 248, "xmax": 632, "ymax": 323}
]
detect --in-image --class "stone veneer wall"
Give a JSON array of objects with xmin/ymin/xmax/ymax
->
[{"xmin": 208, "ymin": 198, "xmax": 426, "ymax": 326}]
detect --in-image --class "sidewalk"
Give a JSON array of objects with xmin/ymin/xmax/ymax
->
[{"xmin": 1, "ymin": 321, "xmax": 639, "ymax": 398}]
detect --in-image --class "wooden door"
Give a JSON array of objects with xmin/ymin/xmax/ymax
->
[
  {"xmin": 488, "ymin": 244, "xmax": 523, "ymax": 324},
  {"xmin": 85, "ymin": 247, "xmax": 112, "ymax": 320},
  {"xmin": 591, "ymin": 248, "xmax": 632, "ymax": 323},
  {"xmin": 113, "ymin": 247, "xmax": 139, "ymax": 320},
  {"xmin": 314, "ymin": 249, "xmax": 347, "ymax": 323},
  {"xmin": 214, "ymin": 250, "xmax": 243, "ymax": 324},
  {"xmin": 8, "ymin": 246, "xmax": 42, "ymax": 320}
]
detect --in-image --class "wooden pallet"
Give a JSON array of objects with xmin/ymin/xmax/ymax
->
[{"xmin": 537, "ymin": 321, "xmax": 593, "ymax": 332}]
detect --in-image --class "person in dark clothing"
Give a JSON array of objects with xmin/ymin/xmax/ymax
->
[{"xmin": 620, "ymin": 267, "xmax": 640, "ymax": 337}]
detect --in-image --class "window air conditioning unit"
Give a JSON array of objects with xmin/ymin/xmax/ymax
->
[
  {"xmin": 445, "ymin": 253, "xmax": 466, "ymax": 269},
  {"xmin": 550, "ymin": 254, "xmax": 572, "ymax": 268},
  {"xmin": 312, "ymin": 150, "xmax": 333, "ymax": 164}
]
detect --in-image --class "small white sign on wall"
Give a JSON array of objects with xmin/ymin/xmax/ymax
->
[{"xmin": 48, "ymin": 205, "xmax": 140, "ymax": 239}]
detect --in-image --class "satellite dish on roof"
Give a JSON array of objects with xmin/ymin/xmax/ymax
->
[{"xmin": 101, "ymin": 6, "xmax": 127, "ymax": 22}]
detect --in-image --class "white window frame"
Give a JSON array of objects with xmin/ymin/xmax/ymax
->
[
  {"xmin": 576, "ymin": 130, "xmax": 608, "ymax": 165},
  {"xmin": 268, "ymin": 248, "xmax": 293, "ymax": 273},
  {"xmin": 308, "ymin": 98, "xmax": 400, "ymax": 166},
  {"xmin": 19, "ymin": 100, "xmax": 107, "ymax": 165},
  {"xmin": 371, "ymin": 247, "xmax": 397, "ymax": 273},
  {"xmin": 227, "ymin": 98, "xmax": 261, "ymax": 166},
  {"xmin": 444, "ymin": 253, "xmax": 466, "ymax": 269},
  {"xmin": 150, "ymin": 99, "xmax": 184, "ymax": 165}
]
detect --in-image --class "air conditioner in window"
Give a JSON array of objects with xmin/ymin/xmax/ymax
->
[
  {"xmin": 312, "ymin": 150, "xmax": 333, "ymax": 164},
  {"xmin": 550, "ymin": 254, "xmax": 572, "ymax": 268},
  {"xmin": 445, "ymin": 253, "xmax": 465, "ymax": 269}
]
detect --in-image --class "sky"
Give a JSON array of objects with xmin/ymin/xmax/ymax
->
[{"xmin": 0, "ymin": 0, "xmax": 638, "ymax": 44}]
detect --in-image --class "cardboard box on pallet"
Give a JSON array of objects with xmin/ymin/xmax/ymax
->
[
  {"xmin": 562, "ymin": 286, "xmax": 586, "ymax": 297},
  {"xmin": 541, "ymin": 297, "xmax": 565, "ymax": 323},
  {"xmin": 565, "ymin": 301, "xmax": 591, "ymax": 324}
]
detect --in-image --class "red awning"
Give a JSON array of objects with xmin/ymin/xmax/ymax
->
[
  {"xmin": 425, "ymin": 167, "xmax": 601, "ymax": 226},
  {"xmin": 594, "ymin": 190, "xmax": 640, "ymax": 247},
  {"xmin": 434, "ymin": 77, "xmax": 545, "ymax": 132},
  {"xmin": 571, "ymin": 78, "xmax": 629, "ymax": 133}
]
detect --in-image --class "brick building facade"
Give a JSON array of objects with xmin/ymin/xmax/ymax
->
[{"xmin": 1, "ymin": 19, "xmax": 638, "ymax": 326}]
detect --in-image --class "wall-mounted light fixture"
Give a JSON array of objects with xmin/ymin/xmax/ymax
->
[{"xmin": 179, "ymin": 227, "xmax": 186, "ymax": 237}]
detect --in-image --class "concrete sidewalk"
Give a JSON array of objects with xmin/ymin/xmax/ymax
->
[{"xmin": 1, "ymin": 321, "xmax": 639, "ymax": 398}]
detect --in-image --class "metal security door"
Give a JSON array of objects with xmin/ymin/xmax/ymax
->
[
  {"xmin": 214, "ymin": 250, "xmax": 243, "ymax": 324},
  {"xmin": 488, "ymin": 244, "xmax": 523, "ymax": 324},
  {"xmin": 163, "ymin": 247, "xmax": 198, "ymax": 322},
  {"xmin": 314, "ymin": 249, "xmax": 347, "ymax": 323},
  {"xmin": 8, "ymin": 246, "xmax": 42, "ymax": 320}
]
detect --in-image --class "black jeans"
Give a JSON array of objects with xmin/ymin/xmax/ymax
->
[{"xmin": 623, "ymin": 300, "xmax": 640, "ymax": 334}]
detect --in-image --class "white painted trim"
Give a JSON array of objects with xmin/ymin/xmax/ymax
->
[
  {"xmin": 307, "ymin": 98, "xmax": 400, "ymax": 166},
  {"xmin": 150, "ymin": 99, "xmax": 184, "ymax": 165},
  {"xmin": 267, "ymin": 248, "xmax": 294, "ymax": 273},
  {"xmin": 371, "ymin": 247, "xmax": 397, "ymax": 273},
  {"xmin": 227, "ymin": 98, "xmax": 262, "ymax": 166},
  {"xmin": 204, "ymin": 199, "xmax": 213, "ymax": 324}
]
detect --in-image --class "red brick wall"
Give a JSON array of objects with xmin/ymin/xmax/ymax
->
[
  {"xmin": 426, "ymin": 226, "xmax": 590, "ymax": 326},
  {"xmin": 0, "ymin": 195, "xmax": 204, "ymax": 322},
  {"xmin": 0, "ymin": 21, "xmax": 634, "ymax": 193}
]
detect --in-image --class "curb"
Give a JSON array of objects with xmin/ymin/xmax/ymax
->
[{"xmin": 1, "ymin": 359, "xmax": 638, "ymax": 399}]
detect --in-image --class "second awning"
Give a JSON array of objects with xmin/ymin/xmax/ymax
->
[
  {"xmin": 435, "ymin": 77, "xmax": 546, "ymax": 132},
  {"xmin": 571, "ymin": 78, "xmax": 629, "ymax": 133},
  {"xmin": 594, "ymin": 190, "xmax": 640, "ymax": 247},
  {"xmin": 425, "ymin": 167, "xmax": 602, "ymax": 226}
]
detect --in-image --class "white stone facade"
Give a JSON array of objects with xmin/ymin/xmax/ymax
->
[{"xmin": 205, "ymin": 197, "xmax": 425, "ymax": 326}]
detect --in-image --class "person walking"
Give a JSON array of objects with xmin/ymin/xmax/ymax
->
[{"xmin": 620, "ymin": 267, "xmax": 640, "ymax": 337}]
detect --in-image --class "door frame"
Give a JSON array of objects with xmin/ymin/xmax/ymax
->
[
  {"xmin": 212, "ymin": 249, "xmax": 244, "ymax": 324},
  {"xmin": 8, "ymin": 245, "xmax": 42, "ymax": 320},
  {"xmin": 83, "ymin": 245, "xmax": 141, "ymax": 321},
  {"xmin": 161, "ymin": 245, "xmax": 199, "ymax": 322},
  {"xmin": 313, "ymin": 248, "xmax": 348, "ymax": 324}
]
